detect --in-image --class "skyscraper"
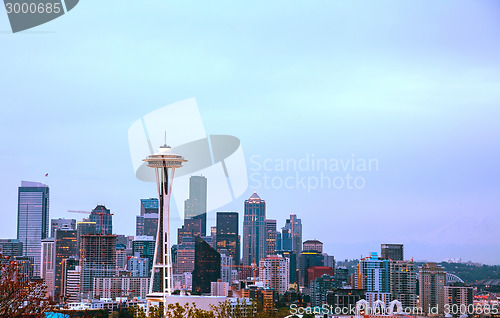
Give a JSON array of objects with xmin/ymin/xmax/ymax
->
[
  {"xmin": 284, "ymin": 214, "xmax": 302, "ymax": 257},
  {"xmin": 356, "ymin": 252, "xmax": 390, "ymax": 293},
  {"xmin": 419, "ymin": 262, "xmax": 446, "ymax": 315},
  {"xmin": 51, "ymin": 218, "xmax": 76, "ymax": 237},
  {"xmin": 184, "ymin": 176, "xmax": 208, "ymax": 236},
  {"xmin": 89, "ymin": 205, "xmax": 113, "ymax": 235},
  {"xmin": 216, "ymin": 212, "xmax": 240, "ymax": 265},
  {"xmin": 137, "ymin": 198, "xmax": 159, "ymax": 239},
  {"xmin": 41, "ymin": 238, "xmax": 55, "ymax": 296},
  {"xmin": 242, "ymin": 192, "xmax": 266, "ymax": 267},
  {"xmin": 265, "ymin": 219, "xmax": 277, "ymax": 256},
  {"xmin": 192, "ymin": 236, "xmax": 221, "ymax": 294},
  {"xmin": 136, "ymin": 214, "xmax": 159, "ymax": 239},
  {"xmin": 357, "ymin": 252, "xmax": 391, "ymax": 306},
  {"xmin": 390, "ymin": 260, "xmax": 417, "ymax": 310},
  {"xmin": 17, "ymin": 181, "xmax": 49, "ymax": 276},
  {"xmin": 381, "ymin": 244, "xmax": 404, "ymax": 261}
]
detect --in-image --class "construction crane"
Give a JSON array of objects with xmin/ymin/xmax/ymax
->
[{"xmin": 68, "ymin": 206, "xmax": 114, "ymax": 235}]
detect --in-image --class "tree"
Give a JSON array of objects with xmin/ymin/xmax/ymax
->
[{"xmin": 0, "ymin": 254, "xmax": 54, "ymax": 317}]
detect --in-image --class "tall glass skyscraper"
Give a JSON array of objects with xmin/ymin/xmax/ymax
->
[
  {"xmin": 17, "ymin": 181, "xmax": 49, "ymax": 276},
  {"xmin": 242, "ymin": 192, "xmax": 266, "ymax": 267},
  {"xmin": 89, "ymin": 205, "xmax": 113, "ymax": 235},
  {"xmin": 216, "ymin": 212, "xmax": 240, "ymax": 265},
  {"xmin": 184, "ymin": 176, "xmax": 207, "ymax": 236}
]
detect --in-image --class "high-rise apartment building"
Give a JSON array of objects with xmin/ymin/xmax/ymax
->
[
  {"xmin": 381, "ymin": 244, "xmax": 404, "ymax": 261},
  {"xmin": 259, "ymin": 255, "xmax": 290, "ymax": 295},
  {"xmin": 444, "ymin": 283, "xmax": 473, "ymax": 314},
  {"xmin": 390, "ymin": 260, "xmax": 417, "ymax": 310},
  {"xmin": 356, "ymin": 252, "xmax": 390, "ymax": 293},
  {"xmin": 216, "ymin": 212, "xmax": 240, "ymax": 265},
  {"xmin": 184, "ymin": 176, "xmax": 207, "ymax": 236},
  {"xmin": 242, "ymin": 192, "xmax": 266, "ymax": 267},
  {"xmin": 419, "ymin": 262, "xmax": 446, "ymax": 315},
  {"xmin": 89, "ymin": 205, "xmax": 113, "ymax": 235},
  {"xmin": 17, "ymin": 181, "xmax": 49, "ymax": 276}
]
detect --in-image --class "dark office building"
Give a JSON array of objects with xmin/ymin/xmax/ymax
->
[
  {"xmin": 326, "ymin": 288, "xmax": 366, "ymax": 311},
  {"xmin": 299, "ymin": 250, "xmax": 324, "ymax": 287},
  {"xmin": 184, "ymin": 176, "xmax": 207, "ymax": 236},
  {"xmin": 381, "ymin": 244, "xmax": 403, "ymax": 261},
  {"xmin": 0, "ymin": 239, "xmax": 23, "ymax": 257},
  {"xmin": 51, "ymin": 218, "xmax": 76, "ymax": 237},
  {"xmin": 216, "ymin": 212, "xmax": 240, "ymax": 265},
  {"xmin": 192, "ymin": 236, "xmax": 220, "ymax": 294},
  {"xmin": 54, "ymin": 229, "xmax": 78, "ymax": 299},
  {"xmin": 17, "ymin": 181, "xmax": 50, "ymax": 276},
  {"xmin": 334, "ymin": 266, "xmax": 349, "ymax": 288},
  {"xmin": 140, "ymin": 198, "xmax": 159, "ymax": 215},
  {"xmin": 89, "ymin": 205, "xmax": 113, "ymax": 235}
]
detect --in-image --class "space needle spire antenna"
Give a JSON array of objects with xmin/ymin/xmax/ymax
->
[{"xmin": 144, "ymin": 138, "xmax": 187, "ymax": 316}]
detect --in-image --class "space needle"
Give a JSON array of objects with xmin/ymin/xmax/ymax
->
[{"xmin": 144, "ymin": 139, "xmax": 186, "ymax": 315}]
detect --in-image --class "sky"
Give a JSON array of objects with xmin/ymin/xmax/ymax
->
[{"xmin": 1, "ymin": 1, "xmax": 499, "ymax": 264}]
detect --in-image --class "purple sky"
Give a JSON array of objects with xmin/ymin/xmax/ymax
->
[{"xmin": 0, "ymin": 1, "xmax": 499, "ymax": 264}]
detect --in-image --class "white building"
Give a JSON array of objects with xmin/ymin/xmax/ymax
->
[
  {"xmin": 41, "ymin": 238, "xmax": 55, "ymax": 297},
  {"xmin": 259, "ymin": 255, "xmax": 289, "ymax": 295},
  {"xmin": 211, "ymin": 281, "xmax": 230, "ymax": 296}
]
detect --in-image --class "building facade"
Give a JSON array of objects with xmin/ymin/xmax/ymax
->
[
  {"xmin": 242, "ymin": 192, "xmax": 266, "ymax": 267},
  {"xmin": 419, "ymin": 262, "xmax": 447, "ymax": 315},
  {"xmin": 259, "ymin": 255, "xmax": 290, "ymax": 295},
  {"xmin": 17, "ymin": 181, "xmax": 50, "ymax": 276},
  {"xmin": 184, "ymin": 176, "xmax": 208, "ymax": 236},
  {"xmin": 192, "ymin": 236, "xmax": 221, "ymax": 294},
  {"xmin": 381, "ymin": 244, "xmax": 403, "ymax": 261},
  {"xmin": 216, "ymin": 212, "xmax": 240, "ymax": 265},
  {"xmin": 390, "ymin": 260, "xmax": 417, "ymax": 310}
]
